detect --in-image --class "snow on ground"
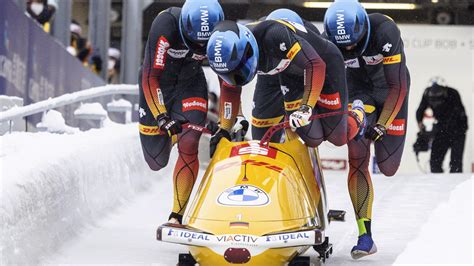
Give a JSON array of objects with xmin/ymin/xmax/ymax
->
[
  {"xmin": 394, "ymin": 178, "xmax": 473, "ymax": 264},
  {"xmin": 1, "ymin": 124, "xmax": 472, "ymax": 265}
]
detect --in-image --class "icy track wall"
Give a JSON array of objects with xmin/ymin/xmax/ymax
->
[{"xmin": 0, "ymin": 124, "xmax": 169, "ymax": 265}]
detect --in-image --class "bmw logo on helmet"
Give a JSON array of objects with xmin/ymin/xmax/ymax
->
[
  {"xmin": 207, "ymin": 21, "xmax": 259, "ymax": 86},
  {"xmin": 324, "ymin": 0, "xmax": 371, "ymax": 56},
  {"xmin": 179, "ymin": 0, "xmax": 224, "ymax": 54}
]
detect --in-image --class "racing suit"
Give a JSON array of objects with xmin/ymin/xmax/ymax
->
[
  {"xmin": 326, "ymin": 13, "xmax": 410, "ymax": 235},
  {"xmin": 139, "ymin": 7, "xmax": 208, "ymax": 217}
]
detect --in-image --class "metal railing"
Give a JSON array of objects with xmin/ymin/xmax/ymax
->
[
  {"xmin": 0, "ymin": 84, "xmax": 138, "ymax": 123},
  {"xmin": 0, "ymin": 84, "xmax": 219, "ymax": 132}
]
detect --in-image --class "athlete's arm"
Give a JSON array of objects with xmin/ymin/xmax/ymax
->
[
  {"xmin": 264, "ymin": 24, "xmax": 326, "ymax": 109},
  {"xmin": 218, "ymin": 79, "xmax": 242, "ymax": 132},
  {"xmin": 376, "ymin": 20, "xmax": 408, "ymax": 127},
  {"xmin": 291, "ymin": 36, "xmax": 326, "ymax": 108},
  {"xmin": 140, "ymin": 12, "xmax": 176, "ymax": 119}
]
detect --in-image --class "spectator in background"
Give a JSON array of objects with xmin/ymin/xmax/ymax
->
[
  {"xmin": 68, "ymin": 21, "xmax": 88, "ymax": 60},
  {"xmin": 68, "ymin": 21, "xmax": 103, "ymax": 76},
  {"xmin": 26, "ymin": 0, "xmax": 57, "ymax": 32},
  {"xmin": 107, "ymin": 48, "xmax": 121, "ymax": 84},
  {"xmin": 416, "ymin": 77, "xmax": 468, "ymax": 173}
]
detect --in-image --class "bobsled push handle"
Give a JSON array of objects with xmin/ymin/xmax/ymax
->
[{"xmin": 259, "ymin": 110, "xmax": 350, "ymax": 146}]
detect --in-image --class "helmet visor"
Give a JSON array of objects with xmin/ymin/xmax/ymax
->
[{"xmin": 217, "ymin": 42, "xmax": 256, "ymax": 86}]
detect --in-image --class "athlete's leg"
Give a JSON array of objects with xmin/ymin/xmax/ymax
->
[
  {"xmin": 252, "ymin": 75, "xmax": 285, "ymax": 142},
  {"xmin": 449, "ymin": 133, "xmax": 465, "ymax": 173},
  {"xmin": 373, "ymin": 72, "xmax": 410, "ymax": 176},
  {"xmin": 347, "ymin": 103, "xmax": 378, "ymax": 259},
  {"xmin": 315, "ymin": 58, "xmax": 349, "ymax": 146},
  {"xmin": 168, "ymin": 80, "xmax": 208, "ymax": 218},
  {"xmin": 429, "ymin": 132, "xmax": 449, "ymax": 173},
  {"xmin": 374, "ymin": 96, "xmax": 408, "ymax": 176},
  {"xmin": 347, "ymin": 101, "xmax": 377, "ymax": 234}
]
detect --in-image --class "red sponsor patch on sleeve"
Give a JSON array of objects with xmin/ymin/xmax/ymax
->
[
  {"xmin": 154, "ymin": 36, "xmax": 170, "ymax": 69},
  {"xmin": 318, "ymin": 92, "xmax": 342, "ymax": 110},
  {"xmin": 387, "ymin": 119, "xmax": 406, "ymax": 136},
  {"xmin": 182, "ymin": 97, "xmax": 208, "ymax": 112}
]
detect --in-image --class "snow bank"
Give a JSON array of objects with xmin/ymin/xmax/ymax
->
[
  {"xmin": 73, "ymin": 102, "xmax": 108, "ymax": 116},
  {"xmin": 0, "ymin": 123, "xmax": 164, "ymax": 265},
  {"xmin": 107, "ymin": 98, "xmax": 132, "ymax": 109},
  {"xmin": 36, "ymin": 110, "xmax": 79, "ymax": 134},
  {"xmin": 394, "ymin": 177, "xmax": 473, "ymax": 264}
]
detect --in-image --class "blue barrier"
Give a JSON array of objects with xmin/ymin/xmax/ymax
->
[{"xmin": 0, "ymin": 0, "xmax": 106, "ymax": 126}]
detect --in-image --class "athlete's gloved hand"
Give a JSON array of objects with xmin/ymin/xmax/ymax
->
[
  {"xmin": 210, "ymin": 128, "xmax": 231, "ymax": 158},
  {"xmin": 365, "ymin": 124, "xmax": 387, "ymax": 141},
  {"xmin": 157, "ymin": 113, "xmax": 187, "ymax": 136},
  {"xmin": 231, "ymin": 115, "xmax": 249, "ymax": 140},
  {"xmin": 289, "ymin": 105, "xmax": 312, "ymax": 131}
]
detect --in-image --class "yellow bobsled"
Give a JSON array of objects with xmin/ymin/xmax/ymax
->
[{"xmin": 157, "ymin": 126, "xmax": 333, "ymax": 266}]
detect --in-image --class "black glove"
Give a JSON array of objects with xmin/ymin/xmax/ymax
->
[
  {"xmin": 157, "ymin": 114, "xmax": 187, "ymax": 136},
  {"xmin": 210, "ymin": 128, "xmax": 231, "ymax": 158},
  {"xmin": 365, "ymin": 124, "xmax": 387, "ymax": 141}
]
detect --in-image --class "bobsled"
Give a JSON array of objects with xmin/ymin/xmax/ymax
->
[{"xmin": 157, "ymin": 123, "xmax": 338, "ymax": 265}]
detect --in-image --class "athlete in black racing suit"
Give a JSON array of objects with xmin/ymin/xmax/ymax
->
[
  {"xmin": 324, "ymin": 1, "xmax": 410, "ymax": 259},
  {"xmin": 138, "ymin": 1, "xmax": 224, "ymax": 224}
]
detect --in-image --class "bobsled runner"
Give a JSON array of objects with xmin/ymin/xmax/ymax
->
[{"xmin": 157, "ymin": 115, "xmax": 346, "ymax": 265}]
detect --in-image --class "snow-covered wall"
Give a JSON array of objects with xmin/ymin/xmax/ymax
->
[{"xmin": 0, "ymin": 124, "xmax": 166, "ymax": 265}]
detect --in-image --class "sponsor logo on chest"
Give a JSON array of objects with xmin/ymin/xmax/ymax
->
[
  {"xmin": 167, "ymin": 48, "xmax": 189, "ymax": 58},
  {"xmin": 192, "ymin": 53, "xmax": 207, "ymax": 61},
  {"xmin": 362, "ymin": 54, "xmax": 384, "ymax": 65},
  {"xmin": 344, "ymin": 58, "xmax": 360, "ymax": 68}
]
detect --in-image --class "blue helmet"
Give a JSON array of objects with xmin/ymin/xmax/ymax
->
[
  {"xmin": 324, "ymin": 0, "xmax": 371, "ymax": 57},
  {"xmin": 266, "ymin": 8, "xmax": 304, "ymax": 26},
  {"xmin": 179, "ymin": 0, "xmax": 224, "ymax": 54},
  {"xmin": 207, "ymin": 21, "xmax": 259, "ymax": 86}
]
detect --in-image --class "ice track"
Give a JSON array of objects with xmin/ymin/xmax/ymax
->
[{"xmin": 44, "ymin": 173, "xmax": 472, "ymax": 265}]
